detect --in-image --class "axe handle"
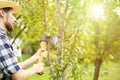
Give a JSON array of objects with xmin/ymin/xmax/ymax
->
[
  {"xmin": 39, "ymin": 41, "xmax": 47, "ymax": 62},
  {"xmin": 39, "ymin": 55, "xmax": 44, "ymax": 62},
  {"xmin": 40, "ymin": 41, "xmax": 47, "ymax": 49}
]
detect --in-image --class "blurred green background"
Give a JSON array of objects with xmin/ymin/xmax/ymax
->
[{"xmin": 12, "ymin": 0, "xmax": 120, "ymax": 80}]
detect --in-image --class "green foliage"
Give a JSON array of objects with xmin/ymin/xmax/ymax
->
[{"xmin": 11, "ymin": 0, "xmax": 120, "ymax": 80}]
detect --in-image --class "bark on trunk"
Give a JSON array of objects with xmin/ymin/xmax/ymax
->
[{"xmin": 93, "ymin": 58, "xmax": 103, "ymax": 80}]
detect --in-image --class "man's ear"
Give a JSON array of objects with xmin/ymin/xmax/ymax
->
[{"xmin": 0, "ymin": 9, "xmax": 4, "ymax": 18}]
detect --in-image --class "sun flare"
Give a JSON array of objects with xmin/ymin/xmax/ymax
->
[{"xmin": 90, "ymin": 4, "xmax": 104, "ymax": 20}]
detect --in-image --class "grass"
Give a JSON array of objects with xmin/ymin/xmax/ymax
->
[
  {"xmin": 99, "ymin": 61, "xmax": 120, "ymax": 80},
  {"xmin": 20, "ymin": 54, "xmax": 120, "ymax": 80}
]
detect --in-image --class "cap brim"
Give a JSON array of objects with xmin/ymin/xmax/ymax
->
[{"xmin": 0, "ymin": 1, "xmax": 22, "ymax": 13}]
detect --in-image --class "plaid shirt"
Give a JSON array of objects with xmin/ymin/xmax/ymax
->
[{"xmin": 0, "ymin": 28, "xmax": 20, "ymax": 80}]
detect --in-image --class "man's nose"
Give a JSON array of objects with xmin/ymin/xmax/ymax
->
[
  {"xmin": 14, "ymin": 20, "xmax": 16, "ymax": 23},
  {"xmin": 14, "ymin": 17, "xmax": 17, "ymax": 23}
]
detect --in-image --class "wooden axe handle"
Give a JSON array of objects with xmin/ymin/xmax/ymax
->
[
  {"xmin": 39, "ymin": 41, "xmax": 47, "ymax": 62},
  {"xmin": 40, "ymin": 41, "xmax": 47, "ymax": 49}
]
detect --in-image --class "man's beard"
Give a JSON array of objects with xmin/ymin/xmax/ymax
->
[{"xmin": 4, "ymin": 21, "xmax": 13, "ymax": 32}]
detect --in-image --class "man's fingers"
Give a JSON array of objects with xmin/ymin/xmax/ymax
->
[
  {"xmin": 41, "ymin": 51, "xmax": 48, "ymax": 58},
  {"xmin": 34, "ymin": 62, "xmax": 44, "ymax": 74}
]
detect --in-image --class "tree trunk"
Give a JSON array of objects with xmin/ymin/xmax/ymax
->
[
  {"xmin": 56, "ymin": 0, "xmax": 64, "ymax": 79},
  {"xmin": 93, "ymin": 58, "xmax": 103, "ymax": 80},
  {"xmin": 42, "ymin": 0, "xmax": 55, "ymax": 79}
]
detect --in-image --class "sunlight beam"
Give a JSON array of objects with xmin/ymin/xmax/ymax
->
[{"xmin": 90, "ymin": 4, "xmax": 104, "ymax": 20}]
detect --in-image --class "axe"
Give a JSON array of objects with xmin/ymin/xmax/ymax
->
[{"xmin": 38, "ymin": 35, "xmax": 58, "ymax": 62}]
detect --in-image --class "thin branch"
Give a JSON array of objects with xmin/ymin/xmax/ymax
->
[
  {"xmin": 12, "ymin": 25, "xmax": 26, "ymax": 45},
  {"xmin": 63, "ymin": 0, "xmax": 69, "ymax": 16},
  {"xmin": 42, "ymin": 0, "xmax": 55, "ymax": 79}
]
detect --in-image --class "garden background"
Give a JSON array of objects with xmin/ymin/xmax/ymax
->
[{"xmin": 11, "ymin": 0, "xmax": 120, "ymax": 80}]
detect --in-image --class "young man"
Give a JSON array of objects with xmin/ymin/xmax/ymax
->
[{"xmin": 0, "ymin": 0, "xmax": 47, "ymax": 80}]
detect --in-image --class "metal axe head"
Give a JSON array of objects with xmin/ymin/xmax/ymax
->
[{"xmin": 40, "ymin": 35, "xmax": 58, "ymax": 45}]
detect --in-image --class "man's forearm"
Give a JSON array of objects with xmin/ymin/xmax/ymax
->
[
  {"xmin": 11, "ymin": 67, "xmax": 37, "ymax": 80},
  {"xmin": 12, "ymin": 62, "xmax": 44, "ymax": 80},
  {"xmin": 19, "ymin": 55, "xmax": 39, "ymax": 69}
]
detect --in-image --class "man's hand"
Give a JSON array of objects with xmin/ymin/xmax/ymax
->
[
  {"xmin": 34, "ymin": 48, "xmax": 48, "ymax": 60},
  {"xmin": 19, "ymin": 48, "xmax": 47, "ymax": 69},
  {"xmin": 33, "ymin": 62, "xmax": 44, "ymax": 74}
]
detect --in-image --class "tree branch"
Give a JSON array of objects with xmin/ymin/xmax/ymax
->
[{"xmin": 12, "ymin": 25, "xmax": 26, "ymax": 45}]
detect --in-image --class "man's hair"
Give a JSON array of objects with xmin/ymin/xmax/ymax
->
[{"xmin": 2, "ymin": 7, "xmax": 12, "ymax": 13}]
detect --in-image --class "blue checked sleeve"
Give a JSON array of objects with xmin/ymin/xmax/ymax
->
[{"xmin": 0, "ymin": 31, "xmax": 20, "ymax": 77}]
